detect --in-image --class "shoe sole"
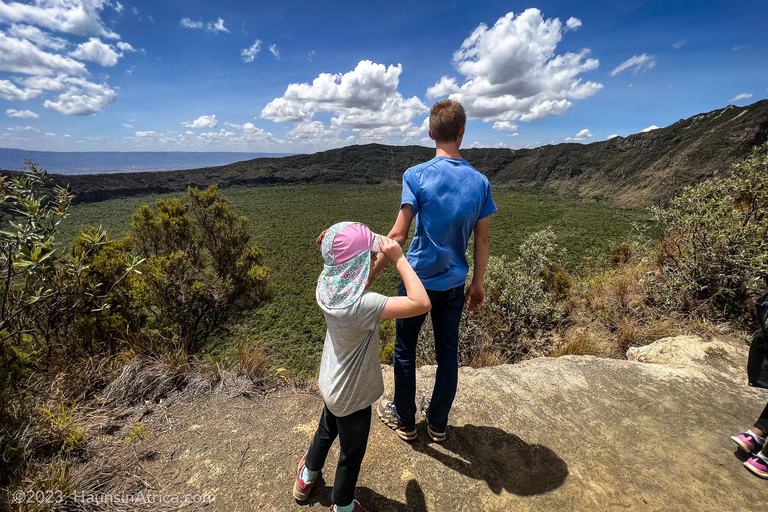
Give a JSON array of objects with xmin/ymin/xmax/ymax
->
[
  {"xmin": 427, "ymin": 424, "xmax": 446, "ymax": 443},
  {"xmin": 377, "ymin": 410, "xmax": 417, "ymax": 441},
  {"xmin": 744, "ymin": 460, "xmax": 768, "ymax": 479},
  {"xmin": 293, "ymin": 482, "xmax": 309, "ymax": 501},
  {"xmin": 731, "ymin": 435, "xmax": 757, "ymax": 454}
]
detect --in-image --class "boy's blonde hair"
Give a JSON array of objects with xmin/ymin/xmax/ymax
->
[{"xmin": 429, "ymin": 99, "xmax": 466, "ymax": 143}]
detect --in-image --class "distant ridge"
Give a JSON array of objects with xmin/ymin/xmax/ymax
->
[
  {"xmin": 11, "ymin": 99, "xmax": 768, "ymax": 206},
  {"xmin": 0, "ymin": 149, "xmax": 295, "ymax": 175}
]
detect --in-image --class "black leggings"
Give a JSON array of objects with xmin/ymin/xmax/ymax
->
[
  {"xmin": 305, "ymin": 404, "xmax": 371, "ymax": 507},
  {"xmin": 755, "ymin": 402, "xmax": 768, "ymax": 435}
]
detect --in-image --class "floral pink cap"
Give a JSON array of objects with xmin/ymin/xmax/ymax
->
[{"xmin": 317, "ymin": 222, "xmax": 383, "ymax": 309}]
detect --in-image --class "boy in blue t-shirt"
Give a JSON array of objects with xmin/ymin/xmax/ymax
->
[{"xmin": 369, "ymin": 99, "xmax": 497, "ymax": 442}]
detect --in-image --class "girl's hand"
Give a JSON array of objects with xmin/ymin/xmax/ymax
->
[{"xmin": 379, "ymin": 236, "xmax": 404, "ymax": 263}]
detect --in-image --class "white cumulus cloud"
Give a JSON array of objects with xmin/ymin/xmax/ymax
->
[
  {"xmin": 43, "ymin": 77, "xmax": 116, "ymax": 115},
  {"xmin": 607, "ymin": 133, "xmax": 620, "ymax": 139},
  {"xmin": 470, "ymin": 141, "xmax": 508, "ymax": 149},
  {"xmin": 8, "ymin": 23, "xmax": 67, "ymax": 50},
  {"xmin": 640, "ymin": 125, "xmax": 659, "ymax": 133},
  {"xmin": 261, "ymin": 60, "xmax": 428, "ymax": 142},
  {"xmin": 241, "ymin": 40, "xmax": 262, "ymax": 63},
  {"xmin": 183, "ymin": 114, "xmax": 218, "ymax": 128},
  {"xmin": 564, "ymin": 128, "xmax": 593, "ymax": 142},
  {"xmin": 0, "ymin": 0, "xmax": 120, "ymax": 39},
  {"xmin": 6, "ymin": 108, "xmax": 40, "ymax": 118},
  {"xmin": 611, "ymin": 54, "xmax": 656, "ymax": 76},
  {"xmin": 425, "ymin": 9, "xmax": 602, "ymax": 125},
  {"xmin": 0, "ymin": 32, "xmax": 86, "ymax": 75},
  {"xmin": 492, "ymin": 121, "xmax": 518, "ymax": 131},
  {"xmin": 0, "ymin": 79, "xmax": 41, "ymax": 100},
  {"xmin": 70, "ymin": 37, "xmax": 122, "ymax": 66}
]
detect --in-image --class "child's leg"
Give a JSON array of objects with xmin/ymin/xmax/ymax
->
[
  {"xmin": 754, "ymin": 401, "xmax": 768, "ymax": 436},
  {"xmin": 331, "ymin": 405, "xmax": 372, "ymax": 508},
  {"xmin": 428, "ymin": 284, "xmax": 464, "ymax": 432},
  {"xmin": 394, "ymin": 279, "xmax": 428, "ymax": 426},
  {"xmin": 306, "ymin": 404, "xmax": 339, "ymax": 473}
]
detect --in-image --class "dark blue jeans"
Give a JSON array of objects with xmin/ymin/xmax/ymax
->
[{"xmin": 393, "ymin": 279, "xmax": 465, "ymax": 432}]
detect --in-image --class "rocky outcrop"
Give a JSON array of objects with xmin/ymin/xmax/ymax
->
[{"xmin": 104, "ymin": 335, "xmax": 766, "ymax": 511}]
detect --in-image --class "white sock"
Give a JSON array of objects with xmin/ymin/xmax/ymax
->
[
  {"xmin": 301, "ymin": 466, "xmax": 317, "ymax": 483},
  {"xmin": 747, "ymin": 429, "xmax": 766, "ymax": 444}
]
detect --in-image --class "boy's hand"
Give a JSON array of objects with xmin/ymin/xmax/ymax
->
[
  {"xmin": 379, "ymin": 236, "xmax": 404, "ymax": 263},
  {"xmin": 465, "ymin": 282, "xmax": 484, "ymax": 311}
]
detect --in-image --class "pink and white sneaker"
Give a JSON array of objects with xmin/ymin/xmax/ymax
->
[
  {"xmin": 331, "ymin": 500, "xmax": 369, "ymax": 512},
  {"xmin": 744, "ymin": 452, "xmax": 768, "ymax": 479},
  {"xmin": 293, "ymin": 453, "xmax": 319, "ymax": 501},
  {"xmin": 731, "ymin": 430, "xmax": 765, "ymax": 454}
]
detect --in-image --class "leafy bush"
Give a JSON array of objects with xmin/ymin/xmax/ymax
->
[
  {"xmin": 651, "ymin": 143, "xmax": 768, "ymax": 321},
  {"xmin": 460, "ymin": 228, "xmax": 571, "ymax": 364},
  {"xmin": 128, "ymin": 185, "xmax": 274, "ymax": 352}
]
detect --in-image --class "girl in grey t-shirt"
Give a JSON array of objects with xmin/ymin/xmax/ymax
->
[{"xmin": 292, "ymin": 221, "xmax": 431, "ymax": 512}]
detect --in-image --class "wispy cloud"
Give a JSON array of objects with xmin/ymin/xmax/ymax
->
[
  {"xmin": 732, "ymin": 45, "xmax": 751, "ymax": 51},
  {"xmin": 207, "ymin": 18, "xmax": 229, "ymax": 33},
  {"xmin": 726, "ymin": 92, "xmax": 752, "ymax": 103},
  {"xmin": 180, "ymin": 17, "xmax": 229, "ymax": 33},
  {"xmin": 241, "ymin": 40, "xmax": 262, "ymax": 63},
  {"xmin": 6, "ymin": 108, "xmax": 40, "ymax": 118},
  {"xmin": 269, "ymin": 44, "xmax": 280, "ymax": 59},
  {"xmin": 611, "ymin": 54, "xmax": 656, "ymax": 76},
  {"xmin": 671, "ymin": 39, "xmax": 687, "ymax": 49},
  {"xmin": 180, "ymin": 18, "xmax": 203, "ymax": 29}
]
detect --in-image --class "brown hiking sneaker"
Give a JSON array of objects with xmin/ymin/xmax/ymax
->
[
  {"xmin": 377, "ymin": 400, "xmax": 417, "ymax": 441},
  {"xmin": 419, "ymin": 397, "xmax": 446, "ymax": 443}
]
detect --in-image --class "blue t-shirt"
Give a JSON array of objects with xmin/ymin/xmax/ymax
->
[{"xmin": 401, "ymin": 156, "xmax": 497, "ymax": 291}]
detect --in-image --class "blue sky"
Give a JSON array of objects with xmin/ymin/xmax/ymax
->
[{"xmin": 0, "ymin": 0, "xmax": 766, "ymax": 152}]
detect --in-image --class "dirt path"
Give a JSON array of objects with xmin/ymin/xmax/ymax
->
[{"xmin": 86, "ymin": 336, "xmax": 767, "ymax": 511}]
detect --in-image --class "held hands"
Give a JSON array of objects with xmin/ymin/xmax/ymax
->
[
  {"xmin": 378, "ymin": 236, "xmax": 404, "ymax": 263},
  {"xmin": 465, "ymin": 281, "xmax": 484, "ymax": 311}
]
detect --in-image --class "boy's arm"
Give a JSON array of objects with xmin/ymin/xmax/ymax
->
[
  {"xmin": 377, "ymin": 236, "xmax": 431, "ymax": 319},
  {"xmin": 466, "ymin": 217, "xmax": 489, "ymax": 311},
  {"xmin": 366, "ymin": 205, "xmax": 414, "ymax": 287}
]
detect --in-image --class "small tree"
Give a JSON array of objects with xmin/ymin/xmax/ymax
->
[
  {"xmin": 127, "ymin": 185, "xmax": 273, "ymax": 352},
  {"xmin": 0, "ymin": 163, "xmax": 142, "ymax": 413}
]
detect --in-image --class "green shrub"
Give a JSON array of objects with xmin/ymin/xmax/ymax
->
[
  {"xmin": 461, "ymin": 228, "xmax": 570, "ymax": 362},
  {"xmin": 128, "ymin": 185, "xmax": 274, "ymax": 352},
  {"xmin": 651, "ymin": 143, "xmax": 768, "ymax": 321}
]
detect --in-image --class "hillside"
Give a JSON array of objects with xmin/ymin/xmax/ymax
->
[{"xmin": 8, "ymin": 99, "xmax": 768, "ymax": 206}]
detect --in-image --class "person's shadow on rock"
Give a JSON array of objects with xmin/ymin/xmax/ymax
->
[
  {"xmin": 410, "ymin": 424, "xmax": 568, "ymax": 495},
  {"xmin": 299, "ymin": 478, "xmax": 426, "ymax": 511}
]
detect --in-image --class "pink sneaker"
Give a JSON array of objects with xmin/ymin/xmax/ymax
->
[
  {"xmin": 292, "ymin": 453, "xmax": 319, "ymax": 501},
  {"xmin": 744, "ymin": 453, "xmax": 768, "ymax": 479},
  {"xmin": 331, "ymin": 500, "xmax": 369, "ymax": 512},
  {"xmin": 731, "ymin": 430, "xmax": 765, "ymax": 454}
]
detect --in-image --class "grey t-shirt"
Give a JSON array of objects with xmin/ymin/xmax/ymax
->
[{"xmin": 317, "ymin": 290, "xmax": 389, "ymax": 417}]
